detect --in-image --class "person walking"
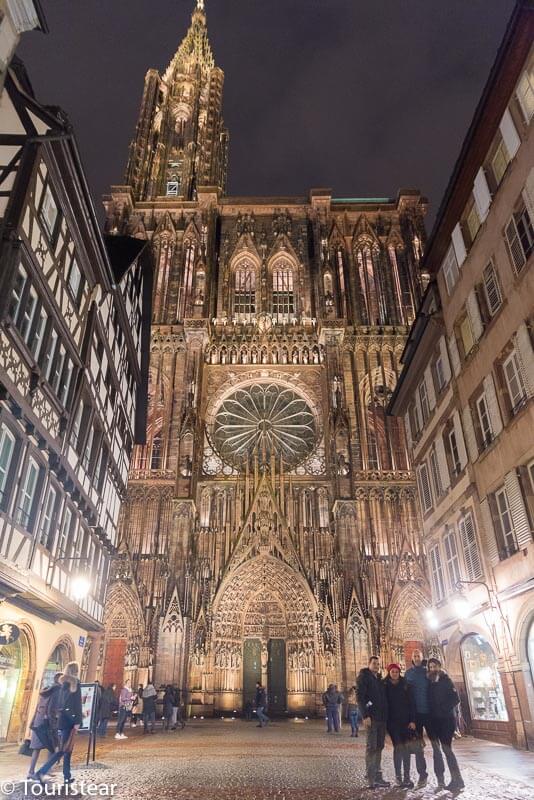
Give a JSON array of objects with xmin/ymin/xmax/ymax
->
[
  {"xmin": 97, "ymin": 684, "xmax": 116, "ymax": 737},
  {"xmin": 322, "ymin": 684, "xmax": 343, "ymax": 733},
  {"xmin": 115, "ymin": 679, "xmax": 133, "ymax": 739},
  {"xmin": 384, "ymin": 664, "xmax": 417, "ymax": 788},
  {"xmin": 27, "ymin": 674, "xmax": 62, "ymax": 779},
  {"xmin": 427, "ymin": 658, "xmax": 465, "ymax": 791},
  {"xmin": 34, "ymin": 662, "xmax": 83, "ymax": 786},
  {"xmin": 131, "ymin": 685, "xmax": 143, "ymax": 728},
  {"xmin": 142, "ymin": 680, "xmax": 157, "ymax": 734},
  {"xmin": 346, "ymin": 685, "xmax": 361, "ymax": 737},
  {"xmin": 254, "ymin": 682, "xmax": 269, "ymax": 728},
  {"xmin": 357, "ymin": 656, "xmax": 390, "ymax": 790},
  {"xmin": 163, "ymin": 685, "xmax": 174, "ymax": 731},
  {"xmin": 171, "ymin": 686, "xmax": 180, "ymax": 730},
  {"xmin": 405, "ymin": 649, "xmax": 432, "ymax": 788}
]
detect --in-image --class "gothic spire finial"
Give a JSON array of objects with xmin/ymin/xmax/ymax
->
[{"xmin": 196, "ymin": 0, "xmax": 205, "ymax": 11}]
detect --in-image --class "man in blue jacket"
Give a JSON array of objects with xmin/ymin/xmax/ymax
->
[{"xmin": 406, "ymin": 649, "xmax": 443, "ymax": 789}]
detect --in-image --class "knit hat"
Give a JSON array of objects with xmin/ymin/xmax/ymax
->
[{"xmin": 387, "ymin": 663, "xmax": 401, "ymax": 673}]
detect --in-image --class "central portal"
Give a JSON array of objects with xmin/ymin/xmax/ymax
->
[{"xmin": 242, "ymin": 638, "xmax": 287, "ymax": 716}]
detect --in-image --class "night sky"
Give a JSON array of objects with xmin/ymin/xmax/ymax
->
[{"xmin": 18, "ymin": 1, "xmax": 514, "ymax": 227}]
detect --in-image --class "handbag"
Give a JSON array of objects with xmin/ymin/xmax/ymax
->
[
  {"xmin": 18, "ymin": 739, "xmax": 32, "ymax": 757},
  {"xmin": 30, "ymin": 720, "xmax": 55, "ymax": 753}
]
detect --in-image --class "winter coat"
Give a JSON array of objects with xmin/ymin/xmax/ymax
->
[
  {"xmin": 142, "ymin": 684, "xmax": 157, "ymax": 714},
  {"xmin": 29, "ymin": 687, "xmax": 58, "ymax": 751},
  {"xmin": 99, "ymin": 687, "xmax": 115, "ymax": 721},
  {"xmin": 255, "ymin": 686, "xmax": 266, "ymax": 707},
  {"xmin": 172, "ymin": 688, "xmax": 181, "ymax": 707},
  {"xmin": 428, "ymin": 671, "xmax": 460, "ymax": 720},
  {"xmin": 347, "ymin": 687, "xmax": 358, "ymax": 711},
  {"xmin": 357, "ymin": 668, "xmax": 388, "ymax": 722},
  {"xmin": 384, "ymin": 676, "xmax": 416, "ymax": 740},
  {"xmin": 163, "ymin": 688, "xmax": 174, "ymax": 712},
  {"xmin": 119, "ymin": 686, "xmax": 133, "ymax": 709},
  {"xmin": 322, "ymin": 686, "xmax": 344, "ymax": 709},
  {"xmin": 58, "ymin": 675, "xmax": 83, "ymax": 730},
  {"xmin": 405, "ymin": 665, "xmax": 430, "ymax": 714}
]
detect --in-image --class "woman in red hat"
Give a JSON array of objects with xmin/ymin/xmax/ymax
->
[{"xmin": 384, "ymin": 663, "xmax": 418, "ymax": 788}]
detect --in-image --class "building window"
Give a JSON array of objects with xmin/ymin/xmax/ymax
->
[
  {"xmin": 442, "ymin": 244, "xmax": 459, "ymax": 295},
  {"xmin": 490, "ymin": 137, "xmax": 510, "ymax": 185},
  {"xmin": 505, "ymin": 204, "xmax": 534, "ymax": 273},
  {"xmin": 494, "ymin": 487, "xmax": 518, "ymax": 559},
  {"xmin": 516, "ymin": 66, "xmax": 534, "ymax": 122},
  {"xmin": 56, "ymin": 506, "xmax": 73, "ymax": 560},
  {"xmin": 429, "ymin": 544, "xmax": 445, "ymax": 602},
  {"xmin": 234, "ymin": 266, "xmax": 256, "ymax": 321},
  {"xmin": 16, "ymin": 457, "xmax": 40, "ymax": 529},
  {"xmin": 458, "ymin": 511, "xmax": 483, "ymax": 581},
  {"xmin": 356, "ymin": 246, "xmax": 386, "ymax": 325},
  {"xmin": 476, "ymin": 393, "xmax": 493, "ymax": 449},
  {"xmin": 417, "ymin": 462, "xmax": 433, "ymax": 513},
  {"xmin": 459, "ymin": 315, "xmax": 474, "ymax": 358},
  {"xmin": 448, "ymin": 429, "xmax": 462, "ymax": 477},
  {"xmin": 461, "ymin": 635, "xmax": 508, "ymax": 722},
  {"xmin": 8, "ymin": 263, "xmax": 29, "ymax": 322},
  {"xmin": 0, "ymin": 426, "xmax": 16, "ymax": 508},
  {"xmin": 465, "ymin": 201, "xmax": 481, "ymax": 245},
  {"xmin": 435, "ymin": 355, "xmax": 446, "ymax": 393},
  {"xmin": 31, "ymin": 305, "xmax": 48, "ymax": 361},
  {"xmin": 82, "ymin": 426, "xmax": 95, "ymax": 473},
  {"xmin": 418, "ymin": 380, "xmax": 430, "ymax": 424},
  {"xmin": 482, "ymin": 262, "xmax": 502, "ymax": 317},
  {"xmin": 444, "ymin": 527, "xmax": 461, "ymax": 589},
  {"xmin": 272, "ymin": 267, "xmax": 294, "ymax": 322},
  {"xmin": 18, "ymin": 285, "xmax": 38, "ymax": 344},
  {"xmin": 151, "ymin": 432, "xmax": 163, "ymax": 470},
  {"xmin": 503, "ymin": 350, "xmax": 527, "ymax": 414},
  {"xmin": 39, "ymin": 183, "xmax": 60, "ymax": 243},
  {"xmin": 39, "ymin": 485, "xmax": 58, "ymax": 548},
  {"xmin": 429, "ymin": 445, "xmax": 442, "ymax": 499},
  {"xmin": 166, "ymin": 180, "xmax": 179, "ymax": 196},
  {"xmin": 67, "ymin": 258, "xmax": 84, "ymax": 305}
]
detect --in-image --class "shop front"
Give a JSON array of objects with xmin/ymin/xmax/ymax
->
[
  {"xmin": 41, "ymin": 640, "xmax": 73, "ymax": 688},
  {"xmin": 0, "ymin": 622, "xmax": 34, "ymax": 742},
  {"xmin": 460, "ymin": 633, "xmax": 511, "ymax": 744}
]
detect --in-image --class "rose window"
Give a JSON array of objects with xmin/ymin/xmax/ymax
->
[{"xmin": 212, "ymin": 383, "xmax": 317, "ymax": 468}]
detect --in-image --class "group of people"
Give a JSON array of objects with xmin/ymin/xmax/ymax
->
[
  {"xmin": 110, "ymin": 679, "xmax": 186, "ymax": 738},
  {"xmin": 354, "ymin": 651, "xmax": 465, "ymax": 791},
  {"xmin": 26, "ymin": 661, "xmax": 83, "ymax": 786}
]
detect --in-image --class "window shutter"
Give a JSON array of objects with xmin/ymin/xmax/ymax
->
[
  {"xmin": 452, "ymin": 409, "xmax": 468, "ymax": 469},
  {"xmin": 483, "ymin": 374, "xmax": 503, "ymax": 436},
  {"xmin": 504, "ymin": 470, "xmax": 532, "ymax": 549},
  {"xmin": 522, "ymin": 167, "xmax": 534, "ymax": 223},
  {"xmin": 415, "ymin": 393, "xmax": 423, "ymax": 434},
  {"xmin": 439, "ymin": 337, "xmax": 451, "ymax": 384},
  {"xmin": 404, "ymin": 411, "xmax": 412, "ymax": 452},
  {"xmin": 480, "ymin": 497, "xmax": 499, "ymax": 567},
  {"xmin": 499, "ymin": 108, "xmax": 521, "ymax": 158},
  {"xmin": 462, "ymin": 406, "xmax": 478, "ymax": 463},
  {"xmin": 417, "ymin": 463, "xmax": 433, "ymax": 513},
  {"xmin": 505, "ymin": 217, "xmax": 526, "ymax": 272},
  {"xmin": 424, "ymin": 365, "xmax": 436, "ymax": 410},
  {"xmin": 448, "ymin": 334, "xmax": 461, "ymax": 377},
  {"xmin": 451, "ymin": 223, "xmax": 467, "ymax": 267},
  {"xmin": 473, "ymin": 168, "xmax": 492, "ymax": 221},
  {"xmin": 435, "ymin": 431, "xmax": 451, "ymax": 491},
  {"xmin": 515, "ymin": 322, "xmax": 534, "ymax": 396},
  {"xmin": 459, "ymin": 513, "xmax": 483, "ymax": 581},
  {"xmin": 483, "ymin": 262, "xmax": 502, "ymax": 316},
  {"xmin": 466, "ymin": 290, "xmax": 484, "ymax": 341}
]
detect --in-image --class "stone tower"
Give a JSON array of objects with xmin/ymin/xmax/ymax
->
[{"xmin": 102, "ymin": 0, "xmax": 430, "ymax": 715}]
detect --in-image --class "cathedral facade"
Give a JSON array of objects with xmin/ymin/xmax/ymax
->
[{"xmin": 102, "ymin": 1, "xmax": 430, "ymax": 715}]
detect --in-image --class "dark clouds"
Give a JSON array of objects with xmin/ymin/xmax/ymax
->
[{"xmin": 18, "ymin": 1, "xmax": 514, "ymax": 225}]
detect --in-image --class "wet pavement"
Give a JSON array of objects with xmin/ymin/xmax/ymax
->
[{"xmin": 1, "ymin": 719, "xmax": 534, "ymax": 799}]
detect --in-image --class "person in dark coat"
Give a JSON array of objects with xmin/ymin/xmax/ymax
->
[
  {"xmin": 163, "ymin": 685, "xmax": 174, "ymax": 731},
  {"xmin": 406, "ymin": 649, "xmax": 434, "ymax": 788},
  {"xmin": 35, "ymin": 662, "xmax": 83, "ymax": 786},
  {"xmin": 27, "ymin": 675, "xmax": 62, "ymax": 779},
  {"xmin": 97, "ymin": 684, "xmax": 116, "ymax": 736},
  {"xmin": 357, "ymin": 656, "xmax": 390, "ymax": 789},
  {"xmin": 427, "ymin": 658, "xmax": 465, "ymax": 791},
  {"xmin": 142, "ymin": 681, "xmax": 157, "ymax": 734},
  {"xmin": 254, "ymin": 682, "xmax": 269, "ymax": 727},
  {"xmin": 322, "ymin": 684, "xmax": 343, "ymax": 733},
  {"xmin": 384, "ymin": 664, "xmax": 418, "ymax": 788}
]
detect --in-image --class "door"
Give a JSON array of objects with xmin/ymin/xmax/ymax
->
[
  {"xmin": 102, "ymin": 639, "xmax": 127, "ymax": 690},
  {"xmin": 243, "ymin": 639, "xmax": 261, "ymax": 711},
  {"xmin": 267, "ymin": 639, "xmax": 286, "ymax": 715}
]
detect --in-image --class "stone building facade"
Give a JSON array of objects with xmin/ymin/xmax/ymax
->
[
  {"xmin": 390, "ymin": 2, "xmax": 534, "ymax": 748},
  {"xmin": 103, "ymin": 1, "xmax": 431, "ymax": 715}
]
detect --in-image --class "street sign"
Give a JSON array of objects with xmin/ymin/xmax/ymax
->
[
  {"xmin": 0, "ymin": 623, "xmax": 20, "ymax": 645},
  {"xmin": 79, "ymin": 635, "xmax": 86, "ymax": 647}
]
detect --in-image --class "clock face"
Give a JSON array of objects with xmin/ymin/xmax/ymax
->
[{"xmin": 212, "ymin": 383, "xmax": 317, "ymax": 468}]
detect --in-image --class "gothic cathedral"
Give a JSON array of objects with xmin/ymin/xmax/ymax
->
[{"xmin": 102, "ymin": 1, "xmax": 430, "ymax": 715}]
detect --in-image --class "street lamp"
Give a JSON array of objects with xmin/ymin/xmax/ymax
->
[
  {"xmin": 70, "ymin": 574, "xmax": 91, "ymax": 600},
  {"xmin": 46, "ymin": 556, "xmax": 92, "ymax": 602}
]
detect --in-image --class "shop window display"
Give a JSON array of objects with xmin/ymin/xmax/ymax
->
[
  {"xmin": 0, "ymin": 641, "xmax": 22, "ymax": 740},
  {"xmin": 460, "ymin": 634, "xmax": 508, "ymax": 722}
]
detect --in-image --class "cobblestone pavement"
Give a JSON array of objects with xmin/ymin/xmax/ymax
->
[{"xmin": 1, "ymin": 720, "xmax": 534, "ymax": 800}]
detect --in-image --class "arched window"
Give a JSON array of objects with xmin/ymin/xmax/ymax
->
[
  {"xmin": 356, "ymin": 246, "xmax": 386, "ymax": 325},
  {"xmin": 389, "ymin": 245, "xmax": 415, "ymax": 324},
  {"xmin": 151, "ymin": 431, "xmax": 163, "ymax": 470},
  {"xmin": 234, "ymin": 261, "xmax": 256, "ymax": 321},
  {"xmin": 180, "ymin": 240, "xmax": 196, "ymax": 318},
  {"xmin": 272, "ymin": 264, "xmax": 294, "ymax": 322}
]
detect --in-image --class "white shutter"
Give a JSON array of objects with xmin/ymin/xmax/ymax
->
[
  {"xmin": 448, "ymin": 334, "xmax": 461, "ymax": 377},
  {"xmin": 505, "ymin": 216, "xmax": 526, "ymax": 272},
  {"xmin": 451, "ymin": 223, "xmax": 467, "ymax": 267},
  {"xmin": 480, "ymin": 497, "xmax": 499, "ymax": 567},
  {"xmin": 404, "ymin": 411, "xmax": 412, "ymax": 452},
  {"xmin": 473, "ymin": 168, "xmax": 492, "ymax": 221},
  {"xmin": 466, "ymin": 290, "xmax": 484, "ymax": 341},
  {"xmin": 499, "ymin": 108, "xmax": 521, "ymax": 159},
  {"xmin": 417, "ymin": 463, "xmax": 433, "ymax": 513},
  {"xmin": 515, "ymin": 322, "xmax": 534, "ymax": 396},
  {"xmin": 504, "ymin": 470, "xmax": 532, "ymax": 549},
  {"xmin": 459, "ymin": 512, "xmax": 483, "ymax": 581},
  {"xmin": 483, "ymin": 374, "xmax": 503, "ymax": 436},
  {"xmin": 452, "ymin": 409, "xmax": 468, "ymax": 469},
  {"xmin": 439, "ymin": 337, "xmax": 451, "ymax": 384},
  {"xmin": 435, "ymin": 431, "xmax": 451, "ymax": 491},
  {"xmin": 415, "ymin": 393, "xmax": 423, "ymax": 434},
  {"xmin": 462, "ymin": 406, "xmax": 478, "ymax": 463},
  {"xmin": 522, "ymin": 167, "xmax": 534, "ymax": 222},
  {"xmin": 424, "ymin": 365, "xmax": 436, "ymax": 410}
]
